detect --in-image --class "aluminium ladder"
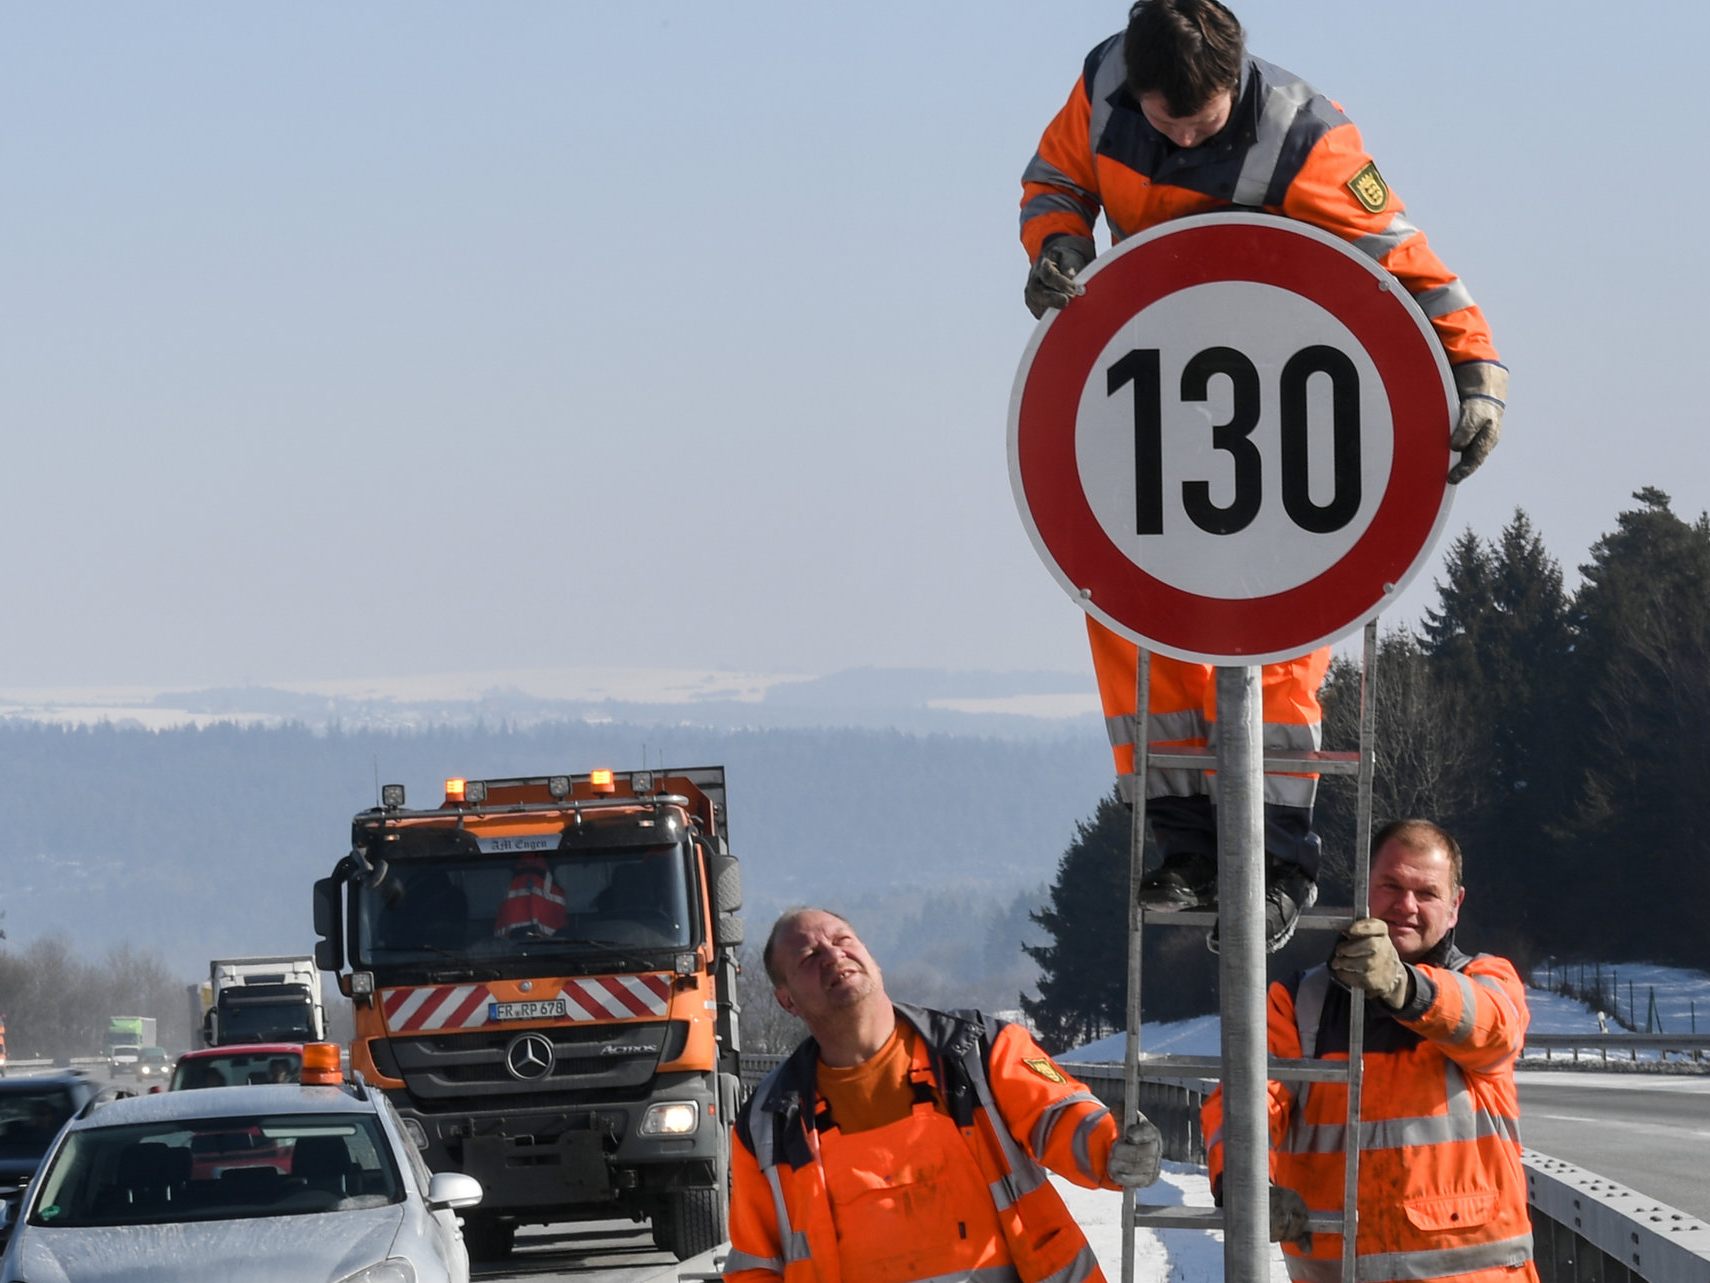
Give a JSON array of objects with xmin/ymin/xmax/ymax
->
[{"xmin": 1117, "ymin": 618, "xmax": 1381, "ymax": 1283}]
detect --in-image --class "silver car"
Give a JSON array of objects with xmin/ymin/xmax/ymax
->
[{"xmin": 0, "ymin": 1080, "xmax": 482, "ymax": 1283}]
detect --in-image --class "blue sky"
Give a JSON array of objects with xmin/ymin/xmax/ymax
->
[{"xmin": 3, "ymin": 2, "xmax": 1704, "ymax": 688}]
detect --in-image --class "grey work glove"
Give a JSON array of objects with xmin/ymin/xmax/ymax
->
[
  {"xmin": 1270, "ymin": 1184, "xmax": 1313, "ymax": 1249},
  {"xmin": 1024, "ymin": 235, "xmax": 1096, "ymax": 319},
  {"xmin": 1448, "ymin": 361, "xmax": 1508, "ymax": 483},
  {"xmin": 1107, "ymin": 1113, "xmax": 1163, "ymax": 1188},
  {"xmin": 1330, "ymin": 917, "xmax": 1410, "ymax": 1009}
]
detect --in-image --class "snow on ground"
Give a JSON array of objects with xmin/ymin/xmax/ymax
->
[{"xmin": 1053, "ymin": 1166, "xmax": 1290, "ymax": 1283}]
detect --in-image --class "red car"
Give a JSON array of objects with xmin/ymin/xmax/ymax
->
[
  {"xmin": 167, "ymin": 1045, "xmax": 306, "ymax": 1092},
  {"xmin": 166, "ymin": 1045, "xmax": 309, "ymax": 1180}
]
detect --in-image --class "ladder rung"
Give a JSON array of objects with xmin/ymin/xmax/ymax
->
[
  {"xmin": 1130, "ymin": 1205, "xmax": 1225, "ymax": 1230},
  {"xmin": 1143, "ymin": 748, "xmax": 1363, "ymax": 776},
  {"xmin": 1139, "ymin": 907, "xmax": 1356, "ymax": 931},
  {"xmin": 1134, "ymin": 1053, "xmax": 1352, "ymax": 1083},
  {"xmin": 1129, "ymin": 1205, "xmax": 1346, "ymax": 1233}
]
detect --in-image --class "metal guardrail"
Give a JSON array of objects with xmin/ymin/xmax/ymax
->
[
  {"xmin": 1523, "ymin": 1034, "xmax": 1710, "ymax": 1064},
  {"xmin": 743, "ymin": 1053, "xmax": 1710, "ymax": 1283}
]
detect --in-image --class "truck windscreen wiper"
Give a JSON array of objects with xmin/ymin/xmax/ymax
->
[{"xmin": 541, "ymin": 939, "xmax": 678, "ymax": 972}]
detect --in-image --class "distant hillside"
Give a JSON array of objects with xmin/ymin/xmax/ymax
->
[{"xmin": 0, "ymin": 717, "xmax": 1112, "ymax": 991}]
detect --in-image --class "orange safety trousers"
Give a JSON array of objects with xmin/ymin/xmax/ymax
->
[{"xmin": 1087, "ymin": 618, "xmax": 1331, "ymax": 871}]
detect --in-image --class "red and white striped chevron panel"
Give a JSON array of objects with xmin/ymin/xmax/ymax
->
[{"xmin": 381, "ymin": 973, "xmax": 673, "ymax": 1032}]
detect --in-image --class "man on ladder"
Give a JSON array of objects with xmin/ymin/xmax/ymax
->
[
  {"xmin": 1203, "ymin": 820, "xmax": 1538, "ymax": 1283},
  {"xmin": 1018, "ymin": 0, "xmax": 1505, "ymax": 953}
]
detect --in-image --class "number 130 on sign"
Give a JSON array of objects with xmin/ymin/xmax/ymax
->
[{"xmin": 1010, "ymin": 214, "xmax": 1458, "ymax": 665}]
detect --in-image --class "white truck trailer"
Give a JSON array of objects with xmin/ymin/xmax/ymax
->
[{"xmin": 205, "ymin": 956, "xmax": 327, "ymax": 1046}]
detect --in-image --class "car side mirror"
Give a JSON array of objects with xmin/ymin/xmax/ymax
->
[{"xmin": 428, "ymin": 1171, "xmax": 483, "ymax": 1211}]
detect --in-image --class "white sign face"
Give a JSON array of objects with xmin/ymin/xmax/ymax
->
[
  {"xmin": 1074, "ymin": 281, "xmax": 1394, "ymax": 599},
  {"xmin": 1011, "ymin": 214, "xmax": 1457, "ymax": 664}
]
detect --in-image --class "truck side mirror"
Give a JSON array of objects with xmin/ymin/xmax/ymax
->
[
  {"xmin": 709, "ymin": 852, "xmax": 742, "ymax": 916},
  {"xmin": 312, "ymin": 878, "xmax": 344, "ymax": 971},
  {"xmin": 714, "ymin": 913, "xmax": 745, "ymax": 948},
  {"xmin": 709, "ymin": 851, "xmax": 744, "ymax": 947}
]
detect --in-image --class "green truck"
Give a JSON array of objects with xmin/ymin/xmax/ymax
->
[{"xmin": 104, "ymin": 1015, "xmax": 157, "ymax": 1075}]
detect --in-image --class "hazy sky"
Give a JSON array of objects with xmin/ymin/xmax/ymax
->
[{"xmin": 4, "ymin": 2, "xmax": 1705, "ymax": 690}]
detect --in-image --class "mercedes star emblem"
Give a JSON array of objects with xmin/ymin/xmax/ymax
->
[{"xmin": 505, "ymin": 1032, "xmax": 556, "ymax": 1081}]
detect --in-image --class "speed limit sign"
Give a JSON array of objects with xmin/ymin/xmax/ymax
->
[{"xmin": 1009, "ymin": 213, "xmax": 1457, "ymax": 664}]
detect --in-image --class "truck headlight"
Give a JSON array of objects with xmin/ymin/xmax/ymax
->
[{"xmin": 639, "ymin": 1101, "xmax": 700, "ymax": 1137}]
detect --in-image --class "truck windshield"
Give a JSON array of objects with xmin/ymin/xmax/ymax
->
[
  {"xmin": 216, "ymin": 997, "xmax": 313, "ymax": 1043},
  {"xmin": 352, "ymin": 842, "xmax": 694, "ymax": 967}
]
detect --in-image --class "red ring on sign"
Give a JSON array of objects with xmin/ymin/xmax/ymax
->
[{"xmin": 1014, "ymin": 218, "xmax": 1451, "ymax": 660}]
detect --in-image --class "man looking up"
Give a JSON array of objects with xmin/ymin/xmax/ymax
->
[
  {"xmin": 727, "ymin": 908, "xmax": 1166, "ymax": 1283},
  {"xmin": 1203, "ymin": 821, "xmax": 1537, "ymax": 1282},
  {"xmin": 1019, "ymin": 0, "xmax": 1506, "ymax": 953}
]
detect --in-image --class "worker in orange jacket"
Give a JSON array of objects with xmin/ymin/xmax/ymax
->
[
  {"xmin": 727, "ymin": 908, "xmax": 1165, "ymax": 1283},
  {"xmin": 1203, "ymin": 820, "xmax": 1537, "ymax": 1283},
  {"xmin": 1019, "ymin": 0, "xmax": 1506, "ymax": 952},
  {"xmin": 493, "ymin": 854, "xmax": 568, "ymax": 939}
]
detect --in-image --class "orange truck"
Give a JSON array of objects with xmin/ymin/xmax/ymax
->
[{"xmin": 311, "ymin": 765, "xmax": 745, "ymax": 1262}]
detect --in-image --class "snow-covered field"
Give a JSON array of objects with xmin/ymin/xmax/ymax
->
[{"xmin": 1060, "ymin": 963, "xmax": 1710, "ymax": 1065}]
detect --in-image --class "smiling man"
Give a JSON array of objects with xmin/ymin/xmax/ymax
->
[
  {"xmin": 1202, "ymin": 820, "xmax": 1539, "ymax": 1283},
  {"xmin": 726, "ymin": 908, "xmax": 1165, "ymax": 1283}
]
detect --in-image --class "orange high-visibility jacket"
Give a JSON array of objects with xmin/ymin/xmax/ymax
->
[
  {"xmin": 493, "ymin": 856, "xmax": 568, "ymax": 938},
  {"xmin": 1203, "ymin": 943, "xmax": 1538, "ymax": 1283},
  {"xmin": 1020, "ymin": 39, "xmax": 1499, "ymax": 367},
  {"xmin": 727, "ymin": 1004, "xmax": 1119, "ymax": 1283},
  {"xmin": 1023, "ymin": 41, "xmax": 1500, "ymax": 811}
]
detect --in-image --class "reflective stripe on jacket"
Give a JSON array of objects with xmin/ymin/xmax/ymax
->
[
  {"xmin": 1020, "ymin": 39, "xmax": 1498, "ymax": 367},
  {"xmin": 728, "ymin": 1004, "xmax": 1116, "ymax": 1283},
  {"xmin": 1202, "ymin": 943, "xmax": 1538, "ymax": 1283}
]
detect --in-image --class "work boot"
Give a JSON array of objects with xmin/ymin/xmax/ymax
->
[
  {"xmin": 1136, "ymin": 855, "xmax": 1217, "ymax": 911},
  {"xmin": 1206, "ymin": 866, "xmax": 1318, "ymax": 954}
]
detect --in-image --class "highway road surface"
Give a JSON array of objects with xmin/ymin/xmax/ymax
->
[{"xmin": 1517, "ymin": 1069, "xmax": 1710, "ymax": 1221}]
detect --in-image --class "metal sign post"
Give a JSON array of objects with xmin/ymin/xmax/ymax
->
[{"xmin": 1216, "ymin": 664, "xmax": 1270, "ymax": 1282}]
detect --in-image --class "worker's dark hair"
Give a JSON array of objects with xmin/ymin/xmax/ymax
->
[
  {"xmin": 762, "ymin": 907, "xmax": 855, "ymax": 986},
  {"xmin": 1124, "ymin": 0, "xmax": 1245, "ymax": 118},
  {"xmin": 1371, "ymin": 818, "xmax": 1464, "ymax": 889}
]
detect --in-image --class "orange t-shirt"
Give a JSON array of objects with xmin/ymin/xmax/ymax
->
[{"xmin": 816, "ymin": 1022, "xmax": 923, "ymax": 1134}]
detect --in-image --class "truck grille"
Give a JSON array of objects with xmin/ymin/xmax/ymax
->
[{"xmin": 389, "ymin": 1021, "xmax": 673, "ymax": 1103}]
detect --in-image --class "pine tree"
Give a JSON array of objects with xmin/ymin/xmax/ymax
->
[
  {"xmin": 1021, "ymin": 792, "xmax": 1130, "ymax": 1049},
  {"xmin": 1562, "ymin": 489, "xmax": 1710, "ymax": 958},
  {"xmin": 1411, "ymin": 512, "xmax": 1575, "ymax": 943}
]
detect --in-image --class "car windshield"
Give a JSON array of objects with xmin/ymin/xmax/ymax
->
[
  {"xmin": 29, "ymin": 1112, "xmax": 403, "ymax": 1226},
  {"xmin": 142, "ymin": 1049, "xmax": 169, "ymax": 1064},
  {"xmin": 170, "ymin": 1053, "xmax": 302, "ymax": 1091},
  {"xmin": 0, "ymin": 1089, "xmax": 75, "ymax": 1159},
  {"xmin": 354, "ymin": 842, "xmax": 694, "ymax": 966}
]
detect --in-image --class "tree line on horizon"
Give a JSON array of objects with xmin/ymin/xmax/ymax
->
[{"xmin": 1022, "ymin": 489, "xmax": 1710, "ymax": 1049}]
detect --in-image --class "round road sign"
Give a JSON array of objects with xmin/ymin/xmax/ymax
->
[{"xmin": 1009, "ymin": 213, "xmax": 1457, "ymax": 664}]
